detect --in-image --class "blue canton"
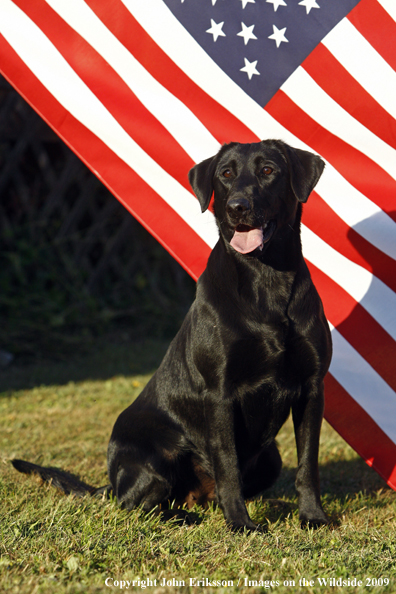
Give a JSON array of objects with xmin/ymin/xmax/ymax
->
[{"xmin": 162, "ymin": 0, "xmax": 362, "ymax": 106}]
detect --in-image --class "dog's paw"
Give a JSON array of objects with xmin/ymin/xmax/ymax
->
[
  {"xmin": 229, "ymin": 521, "xmax": 268, "ymax": 534},
  {"xmin": 299, "ymin": 510, "xmax": 329, "ymax": 529},
  {"xmin": 155, "ymin": 509, "xmax": 200, "ymax": 526}
]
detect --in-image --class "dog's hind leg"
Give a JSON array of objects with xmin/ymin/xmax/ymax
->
[
  {"xmin": 114, "ymin": 462, "xmax": 172, "ymax": 512},
  {"xmin": 114, "ymin": 462, "xmax": 196, "ymax": 525}
]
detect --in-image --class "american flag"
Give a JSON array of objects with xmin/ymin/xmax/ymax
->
[{"xmin": 0, "ymin": 0, "xmax": 395, "ymax": 488}]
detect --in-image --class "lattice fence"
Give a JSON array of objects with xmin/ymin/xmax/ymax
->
[{"xmin": 0, "ymin": 76, "xmax": 195, "ymax": 357}]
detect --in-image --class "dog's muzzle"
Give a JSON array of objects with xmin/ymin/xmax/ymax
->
[{"xmin": 226, "ymin": 197, "xmax": 276, "ymax": 254}]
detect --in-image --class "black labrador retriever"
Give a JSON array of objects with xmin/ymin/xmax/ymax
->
[{"xmin": 13, "ymin": 139, "xmax": 332, "ymax": 531}]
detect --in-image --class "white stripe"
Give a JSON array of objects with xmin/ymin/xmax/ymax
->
[
  {"xmin": 0, "ymin": 0, "xmax": 219, "ymax": 249},
  {"xmin": 322, "ymin": 19, "xmax": 396, "ymax": 121},
  {"xmin": 126, "ymin": 0, "xmax": 396, "ymax": 260},
  {"xmin": 302, "ymin": 225, "xmax": 396, "ymax": 341},
  {"xmin": 282, "ymin": 67, "xmax": 396, "ymax": 181},
  {"xmin": 380, "ymin": 0, "xmax": 396, "ymax": 22},
  {"xmin": 329, "ymin": 323, "xmax": 396, "ymax": 445},
  {"xmin": 314, "ymin": 170, "xmax": 396, "ymax": 262},
  {"xmin": 45, "ymin": 0, "xmax": 220, "ymax": 164}
]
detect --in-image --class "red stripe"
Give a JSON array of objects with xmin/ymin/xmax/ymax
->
[
  {"xmin": 348, "ymin": 0, "xmax": 396, "ymax": 72},
  {"xmin": 85, "ymin": 0, "xmax": 259, "ymax": 147},
  {"xmin": 307, "ymin": 260, "xmax": 396, "ymax": 394},
  {"xmin": 303, "ymin": 192, "xmax": 396, "ymax": 293},
  {"xmin": 12, "ymin": 0, "xmax": 196, "ymax": 191},
  {"xmin": 302, "ymin": 43, "xmax": 396, "ymax": 151},
  {"xmin": 0, "ymin": 34, "xmax": 211, "ymax": 280},
  {"xmin": 265, "ymin": 91, "xmax": 396, "ymax": 222},
  {"xmin": 325, "ymin": 373, "xmax": 396, "ymax": 490}
]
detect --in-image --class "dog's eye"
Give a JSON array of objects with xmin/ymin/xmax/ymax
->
[
  {"xmin": 223, "ymin": 169, "xmax": 232, "ymax": 178},
  {"xmin": 262, "ymin": 166, "xmax": 273, "ymax": 176}
]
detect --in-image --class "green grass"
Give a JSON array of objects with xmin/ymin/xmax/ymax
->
[{"xmin": 1, "ymin": 338, "xmax": 395, "ymax": 594}]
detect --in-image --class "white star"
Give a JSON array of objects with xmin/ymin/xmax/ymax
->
[
  {"xmin": 266, "ymin": 0, "xmax": 287, "ymax": 11},
  {"xmin": 237, "ymin": 22, "xmax": 258, "ymax": 45},
  {"xmin": 298, "ymin": 0, "xmax": 320, "ymax": 14},
  {"xmin": 240, "ymin": 0, "xmax": 255, "ymax": 8},
  {"xmin": 268, "ymin": 24, "xmax": 289, "ymax": 47},
  {"xmin": 206, "ymin": 19, "xmax": 226, "ymax": 42},
  {"xmin": 240, "ymin": 57, "xmax": 260, "ymax": 79}
]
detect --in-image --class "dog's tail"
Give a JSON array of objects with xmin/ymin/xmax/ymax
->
[{"xmin": 11, "ymin": 459, "xmax": 111, "ymax": 498}]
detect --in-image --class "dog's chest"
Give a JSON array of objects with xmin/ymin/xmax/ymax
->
[
  {"xmin": 225, "ymin": 320, "xmax": 315, "ymax": 393},
  {"xmin": 229, "ymin": 326, "xmax": 315, "ymax": 445}
]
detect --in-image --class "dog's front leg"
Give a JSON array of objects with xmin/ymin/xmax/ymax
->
[
  {"xmin": 208, "ymin": 402, "xmax": 259, "ymax": 532},
  {"xmin": 292, "ymin": 382, "xmax": 329, "ymax": 527}
]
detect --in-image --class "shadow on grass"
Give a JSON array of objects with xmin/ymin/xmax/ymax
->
[
  {"xmin": 0, "ymin": 336, "xmax": 170, "ymax": 393},
  {"xmin": 266, "ymin": 456, "xmax": 389, "ymax": 504},
  {"xmin": 254, "ymin": 457, "xmax": 391, "ymax": 527}
]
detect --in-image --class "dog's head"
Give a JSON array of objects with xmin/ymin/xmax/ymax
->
[{"xmin": 189, "ymin": 140, "xmax": 324, "ymax": 256}]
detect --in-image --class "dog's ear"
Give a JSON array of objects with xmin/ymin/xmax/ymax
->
[
  {"xmin": 281, "ymin": 143, "xmax": 325, "ymax": 203},
  {"xmin": 188, "ymin": 155, "xmax": 217, "ymax": 213}
]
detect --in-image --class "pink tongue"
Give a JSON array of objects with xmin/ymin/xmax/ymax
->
[{"xmin": 230, "ymin": 227, "xmax": 263, "ymax": 254}]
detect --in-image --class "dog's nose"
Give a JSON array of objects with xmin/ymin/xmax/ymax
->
[{"xmin": 226, "ymin": 197, "xmax": 251, "ymax": 216}]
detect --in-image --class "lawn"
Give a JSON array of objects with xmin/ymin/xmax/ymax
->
[{"xmin": 1, "ymin": 337, "xmax": 395, "ymax": 594}]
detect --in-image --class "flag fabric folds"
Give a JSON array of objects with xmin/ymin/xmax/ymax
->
[{"xmin": 0, "ymin": 0, "xmax": 395, "ymax": 488}]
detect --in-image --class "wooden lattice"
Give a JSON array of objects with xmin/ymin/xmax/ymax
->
[
  {"xmin": 0, "ymin": 76, "xmax": 195, "ymax": 355},
  {"xmin": 0, "ymin": 76, "xmax": 192, "ymax": 293}
]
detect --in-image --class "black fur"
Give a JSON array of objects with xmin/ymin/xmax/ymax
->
[{"xmin": 12, "ymin": 140, "xmax": 331, "ymax": 531}]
